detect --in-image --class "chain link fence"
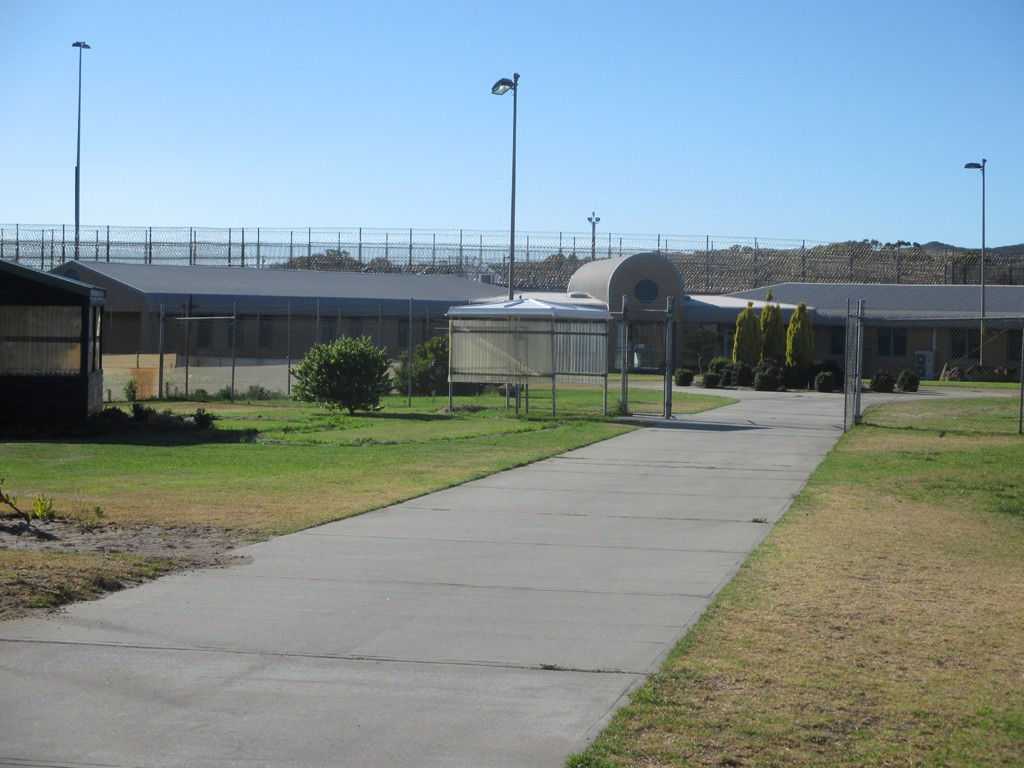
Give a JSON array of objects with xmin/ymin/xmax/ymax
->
[
  {"xmin": 844, "ymin": 301, "xmax": 1023, "ymax": 435},
  {"xmin": 5, "ymin": 223, "xmax": 1023, "ymax": 431},
  {"xmin": 4, "ymin": 224, "xmax": 1021, "ymax": 295}
]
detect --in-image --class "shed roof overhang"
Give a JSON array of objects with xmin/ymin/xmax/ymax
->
[{"xmin": 447, "ymin": 298, "xmax": 612, "ymax": 320}]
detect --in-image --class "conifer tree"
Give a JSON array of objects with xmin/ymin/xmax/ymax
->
[
  {"xmin": 786, "ymin": 301, "xmax": 814, "ymax": 370},
  {"xmin": 760, "ymin": 289, "xmax": 786, "ymax": 363},
  {"xmin": 733, "ymin": 301, "xmax": 761, "ymax": 367}
]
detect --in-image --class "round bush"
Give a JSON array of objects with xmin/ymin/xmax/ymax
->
[
  {"xmin": 707, "ymin": 357, "xmax": 734, "ymax": 386},
  {"xmin": 292, "ymin": 336, "xmax": 393, "ymax": 414},
  {"xmin": 814, "ymin": 371, "xmax": 836, "ymax": 393},
  {"xmin": 754, "ymin": 371, "xmax": 780, "ymax": 391},
  {"xmin": 896, "ymin": 368, "xmax": 920, "ymax": 393},
  {"xmin": 701, "ymin": 371, "xmax": 721, "ymax": 389},
  {"xmin": 753, "ymin": 358, "xmax": 785, "ymax": 391},
  {"xmin": 673, "ymin": 368, "xmax": 695, "ymax": 386},
  {"xmin": 734, "ymin": 362, "xmax": 754, "ymax": 388},
  {"xmin": 870, "ymin": 370, "xmax": 895, "ymax": 393}
]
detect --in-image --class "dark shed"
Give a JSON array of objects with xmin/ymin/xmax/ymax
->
[{"xmin": 1, "ymin": 260, "xmax": 105, "ymax": 426}]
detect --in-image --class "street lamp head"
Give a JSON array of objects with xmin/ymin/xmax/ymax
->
[
  {"xmin": 964, "ymin": 159, "xmax": 986, "ymax": 170},
  {"xmin": 72, "ymin": 41, "xmax": 91, "ymax": 49},
  {"xmin": 491, "ymin": 73, "xmax": 519, "ymax": 96}
]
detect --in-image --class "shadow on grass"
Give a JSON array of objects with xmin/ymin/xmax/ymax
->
[{"xmin": 0, "ymin": 425, "xmax": 261, "ymax": 448}]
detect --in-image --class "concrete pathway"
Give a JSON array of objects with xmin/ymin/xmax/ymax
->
[{"xmin": 0, "ymin": 390, "xmax": 844, "ymax": 768}]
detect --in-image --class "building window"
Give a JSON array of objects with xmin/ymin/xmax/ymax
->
[
  {"xmin": 830, "ymin": 326, "xmax": 845, "ymax": 356},
  {"xmin": 0, "ymin": 305, "xmax": 81, "ymax": 375},
  {"xmin": 258, "ymin": 316, "xmax": 273, "ymax": 349},
  {"xmin": 876, "ymin": 327, "xmax": 907, "ymax": 357},
  {"xmin": 1007, "ymin": 329, "xmax": 1022, "ymax": 364},
  {"xmin": 634, "ymin": 279, "xmax": 659, "ymax": 303},
  {"xmin": 950, "ymin": 329, "xmax": 980, "ymax": 361}
]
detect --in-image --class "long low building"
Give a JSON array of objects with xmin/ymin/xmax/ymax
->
[
  {"xmin": 729, "ymin": 282, "xmax": 1024, "ymax": 378},
  {"xmin": 50, "ymin": 261, "xmax": 504, "ymax": 362}
]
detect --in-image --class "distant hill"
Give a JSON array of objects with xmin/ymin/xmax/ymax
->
[{"xmin": 922, "ymin": 241, "xmax": 1024, "ymax": 258}]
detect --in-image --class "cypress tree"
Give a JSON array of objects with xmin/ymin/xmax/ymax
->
[
  {"xmin": 733, "ymin": 301, "xmax": 761, "ymax": 367},
  {"xmin": 760, "ymin": 289, "xmax": 786, "ymax": 363},
  {"xmin": 786, "ymin": 301, "xmax": 815, "ymax": 370}
]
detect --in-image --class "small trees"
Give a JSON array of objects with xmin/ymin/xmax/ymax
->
[
  {"xmin": 395, "ymin": 335, "xmax": 449, "ymax": 396},
  {"xmin": 760, "ymin": 289, "xmax": 787, "ymax": 363},
  {"xmin": 786, "ymin": 302, "xmax": 814, "ymax": 386},
  {"xmin": 292, "ymin": 336, "xmax": 393, "ymax": 414},
  {"xmin": 733, "ymin": 302, "xmax": 762, "ymax": 368}
]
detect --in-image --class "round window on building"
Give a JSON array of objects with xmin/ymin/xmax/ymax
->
[{"xmin": 634, "ymin": 279, "xmax": 659, "ymax": 303}]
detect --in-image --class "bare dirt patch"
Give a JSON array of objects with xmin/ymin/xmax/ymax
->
[{"xmin": 1, "ymin": 518, "xmax": 251, "ymax": 621}]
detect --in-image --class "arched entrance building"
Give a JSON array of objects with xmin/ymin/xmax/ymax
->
[{"xmin": 568, "ymin": 253, "xmax": 685, "ymax": 372}]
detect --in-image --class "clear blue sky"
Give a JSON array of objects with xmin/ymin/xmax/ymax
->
[{"xmin": 2, "ymin": 0, "xmax": 1021, "ymax": 247}]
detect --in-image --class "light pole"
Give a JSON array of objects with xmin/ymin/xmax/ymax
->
[
  {"xmin": 588, "ymin": 212, "xmax": 600, "ymax": 261},
  {"xmin": 491, "ymin": 72, "xmax": 519, "ymax": 300},
  {"xmin": 964, "ymin": 158, "xmax": 986, "ymax": 365},
  {"xmin": 73, "ymin": 41, "xmax": 91, "ymax": 261}
]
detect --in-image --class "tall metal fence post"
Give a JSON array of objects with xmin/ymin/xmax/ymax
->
[
  {"xmin": 854, "ymin": 300, "xmax": 864, "ymax": 424},
  {"xmin": 158, "ymin": 304, "xmax": 165, "ymax": 398},
  {"xmin": 230, "ymin": 303, "xmax": 237, "ymax": 402},
  {"xmin": 1018, "ymin": 317, "xmax": 1024, "ymax": 435},
  {"xmin": 407, "ymin": 298, "xmax": 413, "ymax": 407},
  {"xmin": 286, "ymin": 302, "xmax": 292, "ymax": 396},
  {"xmin": 620, "ymin": 296, "xmax": 629, "ymax": 413},
  {"xmin": 664, "ymin": 296, "xmax": 675, "ymax": 419}
]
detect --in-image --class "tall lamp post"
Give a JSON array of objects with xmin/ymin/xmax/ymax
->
[
  {"xmin": 964, "ymin": 158, "xmax": 986, "ymax": 365},
  {"xmin": 491, "ymin": 72, "xmax": 519, "ymax": 301},
  {"xmin": 73, "ymin": 41, "xmax": 91, "ymax": 261},
  {"xmin": 588, "ymin": 212, "xmax": 600, "ymax": 261}
]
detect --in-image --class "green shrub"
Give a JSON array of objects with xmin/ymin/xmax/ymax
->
[
  {"xmin": 673, "ymin": 368, "xmax": 695, "ymax": 386},
  {"xmin": 732, "ymin": 302, "xmax": 761, "ymax": 368},
  {"xmin": 244, "ymin": 384, "xmax": 281, "ymax": 401},
  {"xmin": 394, "ymin": 335, "xmax": 446, "ymax": 396},
  {"xmin": 814, "ymin": 371, "xmax": 836, "ymax": 392},
  {"xmin": 786, "ymin": 302, "xmax": 814, "ymax": 370},
  {"xmin": 32, "ymin": 494, "xmax": 56, "ymax": 521},
  {"xmin": 871, "ymin": 370, "xmax": 895, "ymax": 393},
  {"xmin": 701, "ymin": 371, "xmax": 721, "ymax": 389},
  {"xmin": 213, "ymin": 386, "xmax": 235, "ymax": 401},
  {"xmin": 734, "ymin": 362, "xmax": 754, "ymax": 387},
  {"xmin": 707, "ymin": 357, "xmax": 733, "ymax": 386},
  {"xmin": 784, "ymin": 364, "xmax": 812, "ymax": 390},
  {"xmin": 753, "ymin": 358, "xmax": 785, "ymax": 391},
  {"xmin": 760, "ymin": 290, "xmax": 787, "ymax": 363},
  {"xmin": 896, "ymin": 368, "xmax": 920, "ymax": 392},
  {"xmin": 292, "ymin": 336, "xmax": 393, "ymax": 414},
  {"xmin": 124, "ymin": 378, "xmax": 138, "ymax": 402},
  {"xmin": 192, "ymin": 408, "xmax": 217, "ymax": 429}
]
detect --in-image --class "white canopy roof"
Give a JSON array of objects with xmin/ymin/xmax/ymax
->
[{"xmin": 447, "ymin": 298, "xmax": 611, "ymax": 320}]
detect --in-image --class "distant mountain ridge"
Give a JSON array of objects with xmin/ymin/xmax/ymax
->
[{"xmin": 922, "ymin": 241, "xmax": 1024, "ymax": 257}]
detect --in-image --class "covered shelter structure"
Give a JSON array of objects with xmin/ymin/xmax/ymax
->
[
  {"xmin": 0, "ymin": 260, "xmax": 104, "ymax": 426},
  {"xmin": 447, "ymin": 298, "xmax": 611, "ymax": 415}
]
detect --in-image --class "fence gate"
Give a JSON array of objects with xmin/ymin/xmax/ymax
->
[{"xmin": 612, "ymin": 296, "xmax": 675, "ymax": 417}]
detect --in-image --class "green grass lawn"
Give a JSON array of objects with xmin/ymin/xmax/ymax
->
[
  {"xmin": 568, "ymin": 399, "xmax": 1024, "ymax": 767},
  {"xmin": 0, "ymin": 391, "xmax": 732, "ymax": 618}
]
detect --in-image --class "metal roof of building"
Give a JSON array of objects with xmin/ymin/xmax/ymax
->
[
  {"xmin": 50, "ymin": 261, "xmax": 503, "ymax": 315},
  {"xmin": 3, "ymin": 259, "xmax": 105, "ymax": 304}
]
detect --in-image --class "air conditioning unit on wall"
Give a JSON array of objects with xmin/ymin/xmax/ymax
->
[{"xmin": 915, "ymin": 350, "xmax": 934, "ymax": 380}]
